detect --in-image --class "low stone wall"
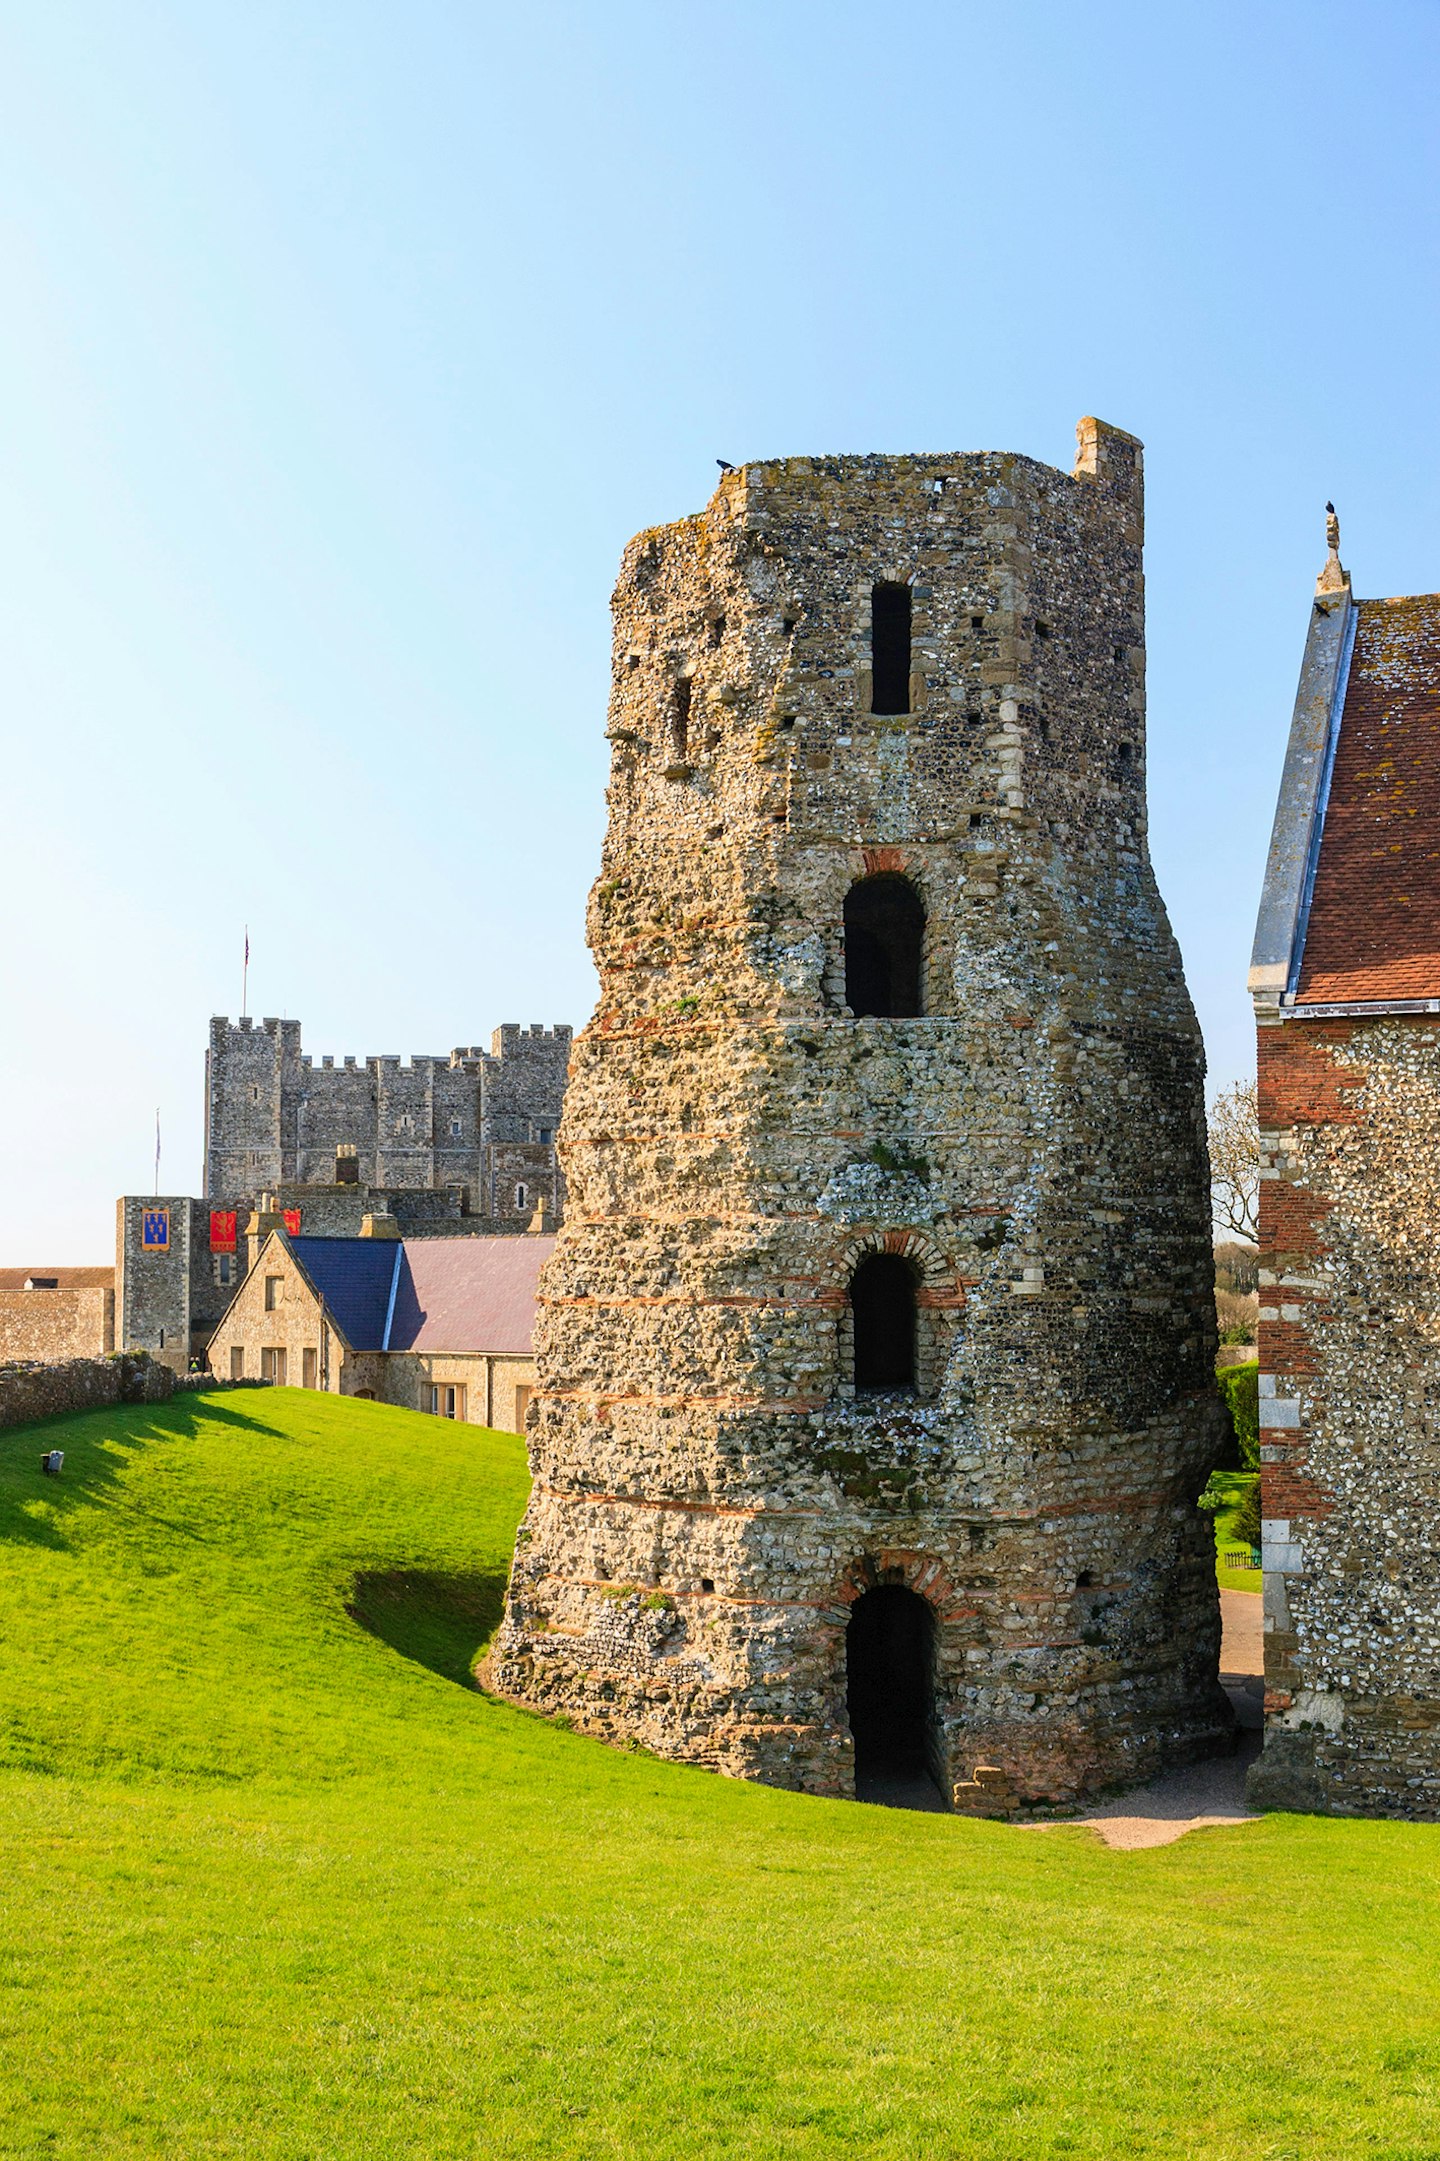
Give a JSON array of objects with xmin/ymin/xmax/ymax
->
[{"xmin": 0, "ymin": 1354, "xmax": 265, "ymax": 1432}]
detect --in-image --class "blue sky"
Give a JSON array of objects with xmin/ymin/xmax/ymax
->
[{"xmin": 2, "ymin": 1, "xmax": 1437, "ymax": 1260}]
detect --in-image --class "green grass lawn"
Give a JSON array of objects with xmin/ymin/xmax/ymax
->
[
  {"xmin": 2, "ymin": 1390, "xmax": 1438, "ymax": 2159},
  {"xmin": 1207, "ymin": 1469, "xmax": 1264, "ymax": 1595}
]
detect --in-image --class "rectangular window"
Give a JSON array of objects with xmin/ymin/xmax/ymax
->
[
  {"xmin": 214, "ymin": 1254, "xmax": 234, "ymax": 1287},
  {"xmin": 302, "ymin": 1347, "xmax": 318, "ymax": 1389},
  {"xmin": 261, "ymin": 1347, "xmax": 287, "ymax": 1385},
  {"xmin": 450, "ymin": 1119, "xmax": 463, "ymax": 1138},
  {"xmin": 429, "ymin": 1384, "xmax": 466, "ymax": 1420},
  {"xmin": 871, "ymin": 582, "xmax": 912, "ymax": 715},
  {"xmin": 230, "ymin": 1345, "xmax": 244, "ymax": 1380},
  {"xmin": 513, "ymin": 1383, "xmax": 531, "ymax": 1433},
  {"xmin": 264, "ymin": 1275, "xmax": 283, "ymax": 1311}
]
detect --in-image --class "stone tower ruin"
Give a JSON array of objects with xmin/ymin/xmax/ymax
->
[{"xmin": 491, "ymin": 419, "xmax": 1230, "ymax": 1812}]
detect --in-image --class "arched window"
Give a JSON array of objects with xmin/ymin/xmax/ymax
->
[
  {"xmin": 849, "ymin": 1252, "xmax": 916, "ymax": 1392},
  {"xmin": 871, "ymin": 582, "xmax": 911, "ymax": 715},
  {"xmin": 847, "ymin": 1584, "xmax": 942, "ymax": 1802},
  {"xmin": 844, "ymin": 875, "xmax": 924, "ymax": 1017}
]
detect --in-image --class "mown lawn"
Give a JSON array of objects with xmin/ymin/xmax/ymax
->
[
  {"xmin": 1, "ymin": 1389, "xmax": 1438, "ymax": 2159},
  {"xmin": 1208, "ymin": 1469, "xmax": 1264, "ymax": 1595}
]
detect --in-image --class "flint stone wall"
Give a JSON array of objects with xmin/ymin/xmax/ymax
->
[
  {"xmin": 491, "ymin": 422, "xmax": 1229, "ymax": 1811},
  {"xmin": 0, "ymin": 1354, "xmax": 266, "ymax": 1431},
  {"xmin": 1250, "ymin": 1013, "xmax": 1440, "ymax": 1818}
]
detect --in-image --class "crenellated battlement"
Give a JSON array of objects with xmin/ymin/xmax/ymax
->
[{"xmin": 203, "ymin": 1012, "xmax": 572, "ymax": 1220}]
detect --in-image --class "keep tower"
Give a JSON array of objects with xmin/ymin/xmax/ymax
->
[{"xmin": 491, "ymin": 418, "xmax": 1230, "ymax": 1811}]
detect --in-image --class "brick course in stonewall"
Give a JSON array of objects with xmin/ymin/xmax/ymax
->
[
  {"xmin": 1248, "ymin": 510, "xmax": 1440, "ymax": 1818},
  {"xmin": 489, "ymin": 419, "xmax": 1230, "ymax": 1813}
]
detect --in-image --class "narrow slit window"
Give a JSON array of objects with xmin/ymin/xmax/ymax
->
[
  {"xmin": 871, "ymin": 583, "xmax": 912, "ymax": 715},
  {"xmin": 670, "ymin": 677, "xmax": 692, "ymax": 763}
]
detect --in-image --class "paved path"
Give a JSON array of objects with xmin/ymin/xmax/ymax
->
[{"xmin": 1050, "ymin": 1589, "xmax": 1264, "ymax": 1850}]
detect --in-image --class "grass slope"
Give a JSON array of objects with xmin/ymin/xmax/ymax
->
[{"xmin": 1, "ymin": 1389, "xmax": 1437, "ymax": 2159}]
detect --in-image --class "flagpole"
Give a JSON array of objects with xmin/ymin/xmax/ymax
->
[
  {"xmin": 242, "ymin": 926, "xmax": 249, "ymax": 1021},
  {"xmin": 154, "ymin": 1108, "xmax": 161, "ymax": 1198}
]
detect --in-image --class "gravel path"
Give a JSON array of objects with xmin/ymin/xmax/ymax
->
[{"xmin": 1053, "ymin": 1590, "xmax": 1264, "ymax": 1850}]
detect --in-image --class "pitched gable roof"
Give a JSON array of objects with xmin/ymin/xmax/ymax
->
[
  {"xmin": 288, "ymin": 1237, "xmax": 402, "ymax": 1351},
  {"xmin": 387, "ymin": 1237, "xmax": 554, "ymax": 1354},
  {"xmin": 1296, "ymin": 594, "xmax": 1440, "ymax": 1003},
  {"xmin": 282, "ymin": 1233, "xmax": 553, "ymax": 1354}
]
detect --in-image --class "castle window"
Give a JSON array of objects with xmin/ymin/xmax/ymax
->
[
  {"xmin": 537, "ymin": 1127, "xmax": 554, "ymax": 1145},
  {"xmin": 670, "ymin": 677, "xmax": 692, "ymax": 764},
  {"xmin": 214, "ymin": 1254, "xmax": 233, "ymax": 1288},
  {"xmin": 451, "ymin": 1119, "xmax": 463, "ymax": 1138},
  {"xmin": 264, "ymin": 1275, "xmax": 283, "ymax": 1311},
  {"xmin": 849, "ymin": 1252, "xmax": 917, "ymax": 1393},
  {"xmin": 844, "ymin": 875, "xmax": 924, "ymax": 1018},
  {"xmin": 515, "ymin": 1183, "xmax": 528, "ymax": 1211},
  {"xmin": 871, "ymin": 583, "xmax": 911, "ymax": 715}
]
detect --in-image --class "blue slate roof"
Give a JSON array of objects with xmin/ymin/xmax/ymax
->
[{"xmin": 289, "ymin": 1237, "xmax": 402, "ymax": 1350}]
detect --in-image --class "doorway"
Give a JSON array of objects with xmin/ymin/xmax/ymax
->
[{"xmin": 846, "ymin": 1584, "xmax": 946, "ymax": 1809}]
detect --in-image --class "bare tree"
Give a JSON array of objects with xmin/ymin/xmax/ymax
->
[{"xmin": 1209, "ymin": 1080, "xmax": 1259, "ymax": 1247}]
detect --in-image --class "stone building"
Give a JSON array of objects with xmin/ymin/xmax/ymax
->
[
  {"xmin": 490, "ymin": 420, "xmax": 1229, "ymax": 1813},
  {"xmin": 204, "ymin": 1017, "xmax": 569, "ymax": 1221},
  {"xmin": 0, "ymin": 1267, "xmax": 114, "ymax": 1362},
  {"xmin": 204, "ymin": 1213, "xmax": 551, "ymax": 1433},
  {"xmin": 1248, "ymin": 514, "xmax": 1440, "ymax": 1818},
  {"xmin": 117, "ymin": 1017, "xmax": 572, "ymax": 1367}
]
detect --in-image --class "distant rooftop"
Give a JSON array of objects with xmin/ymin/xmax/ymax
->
[
  {"xmin": 287, "ymin": 1235, "xmax": 554, "ymax": 1353},
  {"xmin": 0, "ymin": 1267, "xmax": 114, "ymax": 1291}
]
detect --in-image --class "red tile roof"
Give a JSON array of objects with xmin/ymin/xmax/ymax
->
[
  {"xmin": 389, "ymin": 1236, "xmax": 555, "ymax": 1355},
  {"xmin": 1297, "ymin": 594, "xmax": 1440, "ymax": 1003},
  {"xmin": 0, "ymin": 1267, "xmax": 114, "ymax": 1290}
]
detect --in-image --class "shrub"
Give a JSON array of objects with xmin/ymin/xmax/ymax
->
[
  {"xmin": 1217, "ymin": 1359, "xmax": 1259, "ymax": 1472},
  {"xmin": 1229, "ymin": 1475, "xmax": 1261, "ymax": 1551}
]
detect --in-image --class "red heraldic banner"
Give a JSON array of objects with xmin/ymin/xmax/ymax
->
[
  {"xmin": 283, "ymin": 1209, "xmax": 302, "ymax": 1237},
  {"xmin": 210, "ymin": 1210, "xmax": 237, "ymax": 1253}
]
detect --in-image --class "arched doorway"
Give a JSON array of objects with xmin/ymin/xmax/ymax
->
[
  {"xmin": 843, "ymin": 874, "xmax": 924, "ymax": 1017},
  {"xmin": 846, "ymin": 1584, "xmax": 945, "ymax": 1808},
  {"xmin": 849, "ymin": 1252, "xmax": 917, "ymax": 1392}
]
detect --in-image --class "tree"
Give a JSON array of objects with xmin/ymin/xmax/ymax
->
[{"xmin": 1209, "ymin": 1080, "xmax": 1259, "ymax": 1247}]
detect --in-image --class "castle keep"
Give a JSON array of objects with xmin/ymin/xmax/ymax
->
[
  {"xmin": 492, "ymin": 419, "xmax": 1230, "ymax": 1811},
  {"xmin": 205, "ymin": 1017, "xmax": 570, "ymax": 1221},
  {"xmin": 115, "ymin": 1018, "xmax": 571, "ymax": 1367}
]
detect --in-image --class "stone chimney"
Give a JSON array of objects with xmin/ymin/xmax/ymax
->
[
  {"xmin": 526, "ymin": 1194, "xmax": 553, "ymax": 1235},
  {"xmin": 360, "ymin": 1211, "xmax": 400, "ymax": 1240},
  {"xmin": 244, "ymin": 1193, "xmax": 287, "ymax": 1274}
]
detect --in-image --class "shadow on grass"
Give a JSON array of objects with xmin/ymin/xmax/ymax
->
[
  {"xmin": 0, "ymin": 1392, "xmax": 295, "ymax": 1552},
  {"xmin": 347, "ymin": 1569, "xmax": 508, "ymax": 1688}
]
